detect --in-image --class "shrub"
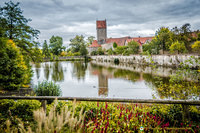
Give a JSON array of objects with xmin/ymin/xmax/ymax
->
[
  {"xmin": 60, "ymin": 51, "xmax": 67, "ymax": 56},
  {"xmin": 113, "ymin": 42, "xmax": 117, "ymax": 48},
  {"xmin": 0, "ymin": 39, "xmax": 29, "ymax": 90},
  {"xmin": 66, "ymin": 51, "xmax": 73, "ymax": 56},
  {"xmin": 114, "ymin": 46, "xmax": 128, "ymax": 55},
  {"xmin": 97, "ymin": 47, "xmax": 104, "ymax": 55},
  {"xmin": 107, "ymin": 48, "xmax": 115, "ymax": 55},
  {"xmin": 4, "ymin": 100, "xmax": 85, "ymax": 133},
  {"xmin": 169, "ymin": 41, "xmax": 187, "ymax": 54},
  {"xmin": 34, "ymin": 81, "xmax": 62, "ymax": 97},
  {"xmin": 191, "ymin": 41, "xmax": 200, "ymax": 53},
  {"xmin": 128, "ymin": 40, "xmax": 140, "ymax": 54},
  {"xmin": 114, "ymin": 58, "xmax": 119, "ymax": 64},
  {"xmin": 73, "ymin": 52, "xmax": 81, "ymax": 56},
  {"xmin": 91, "ymin": 50, "xmax": 97, "ymax": 56},
  {"xmin": 0, "ymin": 99, "xmax": 41, "ymax": 128},
  {"xmin": 143, "ymin": 40, "xmax": 160, "ymax": 55}
]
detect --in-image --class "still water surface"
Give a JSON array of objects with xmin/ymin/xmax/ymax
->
[
  {"xmin": 32, "ymin": 61, "xmax": 162, "ymax": 99},
  {"xmin": 32, "ymin": 61, "xmax": 198, "ymax": 100}
]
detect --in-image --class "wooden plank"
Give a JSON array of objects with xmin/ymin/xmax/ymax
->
[{"xmin": 0, "ymin": 96, "xmax": 200, "ymax": 105}]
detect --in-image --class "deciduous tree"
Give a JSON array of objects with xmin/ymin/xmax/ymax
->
[
  {"xmin": 0, "ymin": 1, "xmax": 40, "ymax": 54},
  {"xmin": 127, "ymin": 40, "xmax": 139, "ymax": 54},
  {"xmin": 69, "ymin": 35, "xmax": 85, "ymax": 53},
  {"xmin": 49, "ymin": 36, "xmax": 65, "ymax": 55},
  {"xmin": 42, "ymin": 40, "xmax": 50, "ymax": 57},
  {"xmin": 87, "ymin": 36, "xmax": 95, "ymax": 46}
]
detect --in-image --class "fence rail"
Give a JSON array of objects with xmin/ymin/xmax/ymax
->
[{"xmin": 0, "ymin": 96, "xmax": 200, "ymax": 105}]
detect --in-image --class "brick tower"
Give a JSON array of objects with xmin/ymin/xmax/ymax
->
[{"xmin": 96, "ymin": 19, "xmax": 107, "ymax": 44}]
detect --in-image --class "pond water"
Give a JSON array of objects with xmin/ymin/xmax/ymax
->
[{"xmin": 31, "ymin": 61, "xmax": 199, "ymax": 100}]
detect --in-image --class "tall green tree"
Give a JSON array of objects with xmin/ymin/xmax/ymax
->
[
  {"xmin": 69, "ymin": 35, "xmax": 85, "ymax": 53},
  {"xmin": 0, "ymin": 1, "xmax": 40, "ymax": 52},
  {"xmin": 42, "ymin": 40, "xmax": 50, "ymax": 57},
  {"xmin": 87, "ymin": 36, "xmax": 95, "ymax": 46},
  {"xmin": 171, "ymin": 23, "xmax": 192, "ymax": 51},
  {"xmin": 79, "ymin": 44, "xmax": 88, "ymax": 56},
  {"xmin": 127, "ymin": 40, "xmax": 139, "ymax": 54},
  {"xmin": 0, "ymin": 1, "xmax": 40, "ymax": 88},
  {"xmin": 155, "ymin": 27, "xmax": 173, "ymax": 52},
  {"xmin": 0, "ymin": 39, "xmax": 29, "ymax": 90},
  {"xmin": 143, "ymin": 37, "xmax": 161, "ymax": 55},
  {"xmin": 49, "ymin": 36, "xmax": 65, "ymax": 55}
]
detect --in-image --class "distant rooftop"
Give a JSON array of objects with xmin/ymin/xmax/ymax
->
[{"xmin": 96, "ymin": 20, "xmax": 106, "ymax": 29}]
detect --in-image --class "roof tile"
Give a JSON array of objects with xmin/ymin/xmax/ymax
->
[{"xmin": 97, "ymin": 20, "xmax": 106, "ymax": 29}]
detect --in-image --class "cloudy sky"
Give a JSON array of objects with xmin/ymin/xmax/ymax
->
[{"xmin": 1, "ymin": 0, "xmax": 200, "ymax": 47}]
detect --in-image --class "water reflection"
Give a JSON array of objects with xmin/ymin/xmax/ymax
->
[
  {"xmin": 89, "ymin": 62, "xmax": 199, "ymax": 100},
  {"xmin": 44, "ymin": 63, "xmax": 50, "ymax": 80},
  {"xmin": 35, "ymin": 63, "xmax": 41, "ymax": 79},
  {"xmin": 31, "ymin": 61, "xmax": 199, "ymax": 99},
  {"xmin": 51, "ymin": 62, "xmax": 64, "ymax": 82},
  {"xmin": 98, "ymin": 73, "xmax": 108, "ymax": 97},
  {"xmin": 72, "ymin": 61, "xmax": 87, "ymax": 81},
  {"xmin": 90, "ymin": 64, "xmax": 151, "ymax": 97}
]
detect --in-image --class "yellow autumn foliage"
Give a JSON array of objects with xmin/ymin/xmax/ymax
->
[
  {"xmin": 0, "ymin": 39, "xmax": 30, "ymax": 89},
  {"xmin": 191, "ymin": 41, "xmax": 200, "ymax": 52}
]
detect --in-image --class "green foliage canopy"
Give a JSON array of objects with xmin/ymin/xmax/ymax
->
[
  {"xmin": 169, "ymin": 41, "xmax": 187, "ymax": 54},
  {"xmin": 191, "ymin": 41, "xmax": 200, "ymax": 52},
  {"xmin": 143, "ymin": 38, "xmax": 160, "ymax": 55},
  {"xmin": 155, "ymin": 27, "xmax": 173, "ymax": 51},
  {"xmin": 127, "ymin": 40, "xmax": 140, "ymax": 54},
  {"xmin": 86, "ymin": 36, "xmax": 95, "ymax": 46},
  {"xmin": 69, "ymin": 35, "xmax": 88, "ymax": 55},
  {"xmin": 97, "ymin": 47, "xmax": 105, "ymax": 55},
  {"xmin": 42, "ymin": 40, "xmax": 51, "ymax": 57},
  {"xmin": 0, "ymin": 1, "xmax": 40, "ymax": 55},
  {"xmin": 49, "ymin": 36, "xmax": 66, "ymax": 55},
  {"xmin": 69, "ymin": 35, "xmax": 85, "ymax": 53}
]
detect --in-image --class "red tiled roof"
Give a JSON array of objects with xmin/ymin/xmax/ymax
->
[
  {"xmin": 97, "ymin": 20, "xmax": 106, "ymax": 29},
  {"xmin": 89, "ymin": 37, "xmax": 154, "ymax": 48},
  {"xmin": 106, "ymin": 37, "xmax": 130, "ymax": 46},
  {"xmin": 126, "ymin": 37, "xmax": 154, "ymax": 45},
  {"xmin": 89, "ymin": 40, "xmax": 101, "ymax": 48}
]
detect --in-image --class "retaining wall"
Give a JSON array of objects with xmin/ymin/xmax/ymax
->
[{"xmin": 91, "ymin": 55, "xmax": 200, "ymax": 68}]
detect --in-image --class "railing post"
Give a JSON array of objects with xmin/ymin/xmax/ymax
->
[
  {"xmin": 41, "ymin": 100, "xmax": 47, "ymax": 112},
  {"xmin": 182, "ymin": 104, "xmax": 190, "ymax": 122}
]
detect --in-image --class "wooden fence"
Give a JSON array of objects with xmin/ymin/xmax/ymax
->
[
  {"xmin": 0, "ymin": 96, "xmax": 200, "ymax": 112},
  {"xmin": 0, "ymin": 96, "xmax": 199, "ymax": 129},
  {"xmin": 0, "ymin": 96, "xmax": 200, "ymax": 105}
]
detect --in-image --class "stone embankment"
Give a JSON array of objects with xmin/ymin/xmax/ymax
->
[
  {"xmin": 43, "ymin": 56, "xmax": 89, "ymax": 61},
  {"xmin": 91, "ymin": 55, "xmax": 200, "ymax": 68}
]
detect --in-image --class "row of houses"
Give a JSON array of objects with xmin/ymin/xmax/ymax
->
[{"xmin": 88, "ymin": 20, "xmax": 154, "ymax": 54}]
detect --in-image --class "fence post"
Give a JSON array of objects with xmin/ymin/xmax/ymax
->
[
  {"xmin": 41, "ymin": 100, "xmax": 47, "ymax": 112},
  {"xmin": 182, "ymin": 104, "xmax": 190, "ymax": 122}
]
